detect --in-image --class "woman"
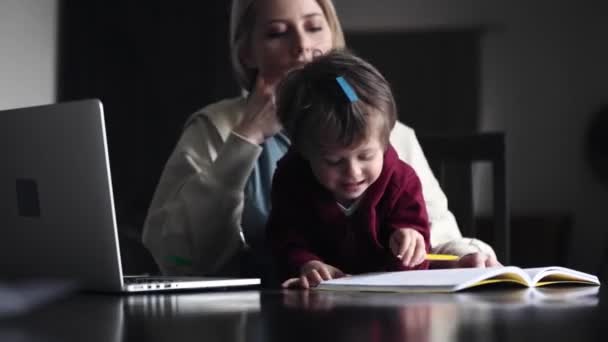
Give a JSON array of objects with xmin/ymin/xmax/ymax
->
[{"xmin": 142, "ymin": 0, "xmax": 500, "ymax": 279}]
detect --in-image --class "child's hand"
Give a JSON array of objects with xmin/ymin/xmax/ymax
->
[
  {"xmin": 389, "ymin": 228, "xmax": 427, "ymax": 267},
  {"xmin": 281, "ymin": 260, "xmax": 346, "ymax": 289}
]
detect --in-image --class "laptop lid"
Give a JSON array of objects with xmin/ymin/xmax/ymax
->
[{"xmin": 0, "ymin": 99, "xmax": 127, "ymax": 291}]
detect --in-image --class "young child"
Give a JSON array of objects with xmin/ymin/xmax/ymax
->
[{"xmin": 266, "ymin": 50, "xmax": 431, "ymax": 288}]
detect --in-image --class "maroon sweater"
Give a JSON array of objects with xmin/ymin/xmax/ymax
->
[{"xmin": 266, "ymin": 145, "xmax": 430, "ymax": 280}]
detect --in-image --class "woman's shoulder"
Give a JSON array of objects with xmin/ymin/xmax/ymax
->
[
  {"xmin": 384, "ymin": 144, "xmax": 419, "ymax": 185},
  {"xmin": 390, "ymin": 121, "xmax": 416, "ymax": 142},
  {"xmin": 184, "ymin": 96, "xmax": 247, "ymax": 140},
  {"xmin": 389, "ymin": 121, "xmax": 422, "ymax": 163}
]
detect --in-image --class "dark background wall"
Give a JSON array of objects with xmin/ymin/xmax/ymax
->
[{"xmin": 58, "ymin": 1, "xmax": 238, "ymax": 230}]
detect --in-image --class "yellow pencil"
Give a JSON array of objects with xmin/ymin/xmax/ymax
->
[{"xmin": 425, "ymin": 254, "xmax": 460, "ymax": 261}]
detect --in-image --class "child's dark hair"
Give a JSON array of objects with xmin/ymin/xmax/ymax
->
[{"xmin": 276, "ymin": 49, "xmax": 397, "ymax": 158}]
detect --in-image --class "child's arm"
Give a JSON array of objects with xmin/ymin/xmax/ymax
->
[
  {"xmin": 383, "ymin": 153, "xmax": 431, "ymax": 270},
  {"xmin": 266, "ymin": 151, "xmax": 324, "ymax": 280},
  {"xmin": 266, "ymin": 195, "xmax": 322, "ymax": 280}
]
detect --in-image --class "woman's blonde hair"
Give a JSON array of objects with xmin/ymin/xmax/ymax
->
[{"xmin": 229, "ymin": 0, "xmax": 346, "ymax": 91}]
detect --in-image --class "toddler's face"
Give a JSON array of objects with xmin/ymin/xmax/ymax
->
[{"xmin": 308, "ymin": 131, "xmax": 385, "ymax": 206}]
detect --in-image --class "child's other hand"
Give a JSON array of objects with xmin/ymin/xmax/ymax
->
[
  {"xmin": 281, "ymin": 260, "xmax": 346, "ymax": 289},
  {"xmin": 390, "ymin": 228, "xmax": 427, "ymax": 268}
]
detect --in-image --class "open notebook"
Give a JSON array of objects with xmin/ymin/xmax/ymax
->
[{"xmin": 315, "ymin": 266, "xmax": 600, "ymax": 293}]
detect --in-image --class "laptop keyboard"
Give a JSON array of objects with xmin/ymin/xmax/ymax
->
[{"xmin": 122, "ymin": 275, "xmax": 260, "ymax": 292}]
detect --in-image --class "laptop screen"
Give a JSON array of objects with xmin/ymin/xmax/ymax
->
[{"xmin": 0, "ymin": 99, "xmax": 125, "ymax": 291}]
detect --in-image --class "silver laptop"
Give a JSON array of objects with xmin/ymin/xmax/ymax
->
[{"xmin": 0, "ymin": 99, "xmax": 260, "ymax": 292}]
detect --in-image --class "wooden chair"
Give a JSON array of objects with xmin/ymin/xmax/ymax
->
[{"xmin": 418, "ymin": 132, "xmax": 510, "ymax": 263}]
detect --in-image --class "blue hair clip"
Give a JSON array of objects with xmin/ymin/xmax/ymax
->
[{"xmin": 336, "ymin": 76, "xmax": 359, "ymax": 103}]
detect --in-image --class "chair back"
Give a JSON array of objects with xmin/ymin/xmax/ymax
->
[{"xmin": 418, "ymin": 133, "xmax": 510, "ymax": 263}]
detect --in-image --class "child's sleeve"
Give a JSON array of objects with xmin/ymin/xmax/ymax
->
[
  {"xmin": 384, "ymin": 167, "xmax": 431, "ymax": 270},
  {"xmin": 265, "ymin": 153, "xmax": 322, "ymax": 280}
]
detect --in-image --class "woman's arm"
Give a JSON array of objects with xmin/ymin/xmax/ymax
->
[
  {"xmin": 142, "ymin": 115, "xmax": 261, "ymax": 276},
  {"xmin": 389, "ymin": 122, "xmax": 497, "ymax": 259}
]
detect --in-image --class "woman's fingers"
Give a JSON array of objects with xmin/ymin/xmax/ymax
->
[
  {"xmin": 251, "ymin": 76, "xmax": 275, "ymax": 112},
  {"xmin": 236, "ymin": 74, "xmax": 282, "ymax": 143},
  {"xmin": 457, "ymin": 253, "xmax": 486, "ymax": 268},
  {"xmin": 254, "ymin": 72, "xmax": 280, "ymax": 98},
  {"xmin": 485, "ymin": 255, "xmax": 503, "ymax": 267}
]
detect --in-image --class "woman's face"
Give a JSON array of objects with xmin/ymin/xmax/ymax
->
[{"xmin": 246, "ymin": 0, "xmax": 334, "ymax": 85}]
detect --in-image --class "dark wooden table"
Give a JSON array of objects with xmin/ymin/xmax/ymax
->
[{"xmin": 2, "ymin": 286, "xmax": 606, "ymax": 341}]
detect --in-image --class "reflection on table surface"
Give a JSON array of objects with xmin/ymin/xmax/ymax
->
[{"xmin": 0, "ymin": 286, "xmax": 605, "ymax": 342}]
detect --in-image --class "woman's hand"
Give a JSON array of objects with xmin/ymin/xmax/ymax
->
[
  {"xmin": 389, "ymin": 228, "xmax": 427, "ymax": 268},
  {"xmin": 456, "ymin": 252, "xmax": 502, "ymax": 267},
  {"xmin": 431, "ymin": 252, "xmax": 502, "ymax": 269},
  {"xmin": 233, "ymin": 75, "xmax": 282, "ymax": 144},
  {"xmin": 281, "ymin": 260, "xmax": 347, "ymax": 289}
]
